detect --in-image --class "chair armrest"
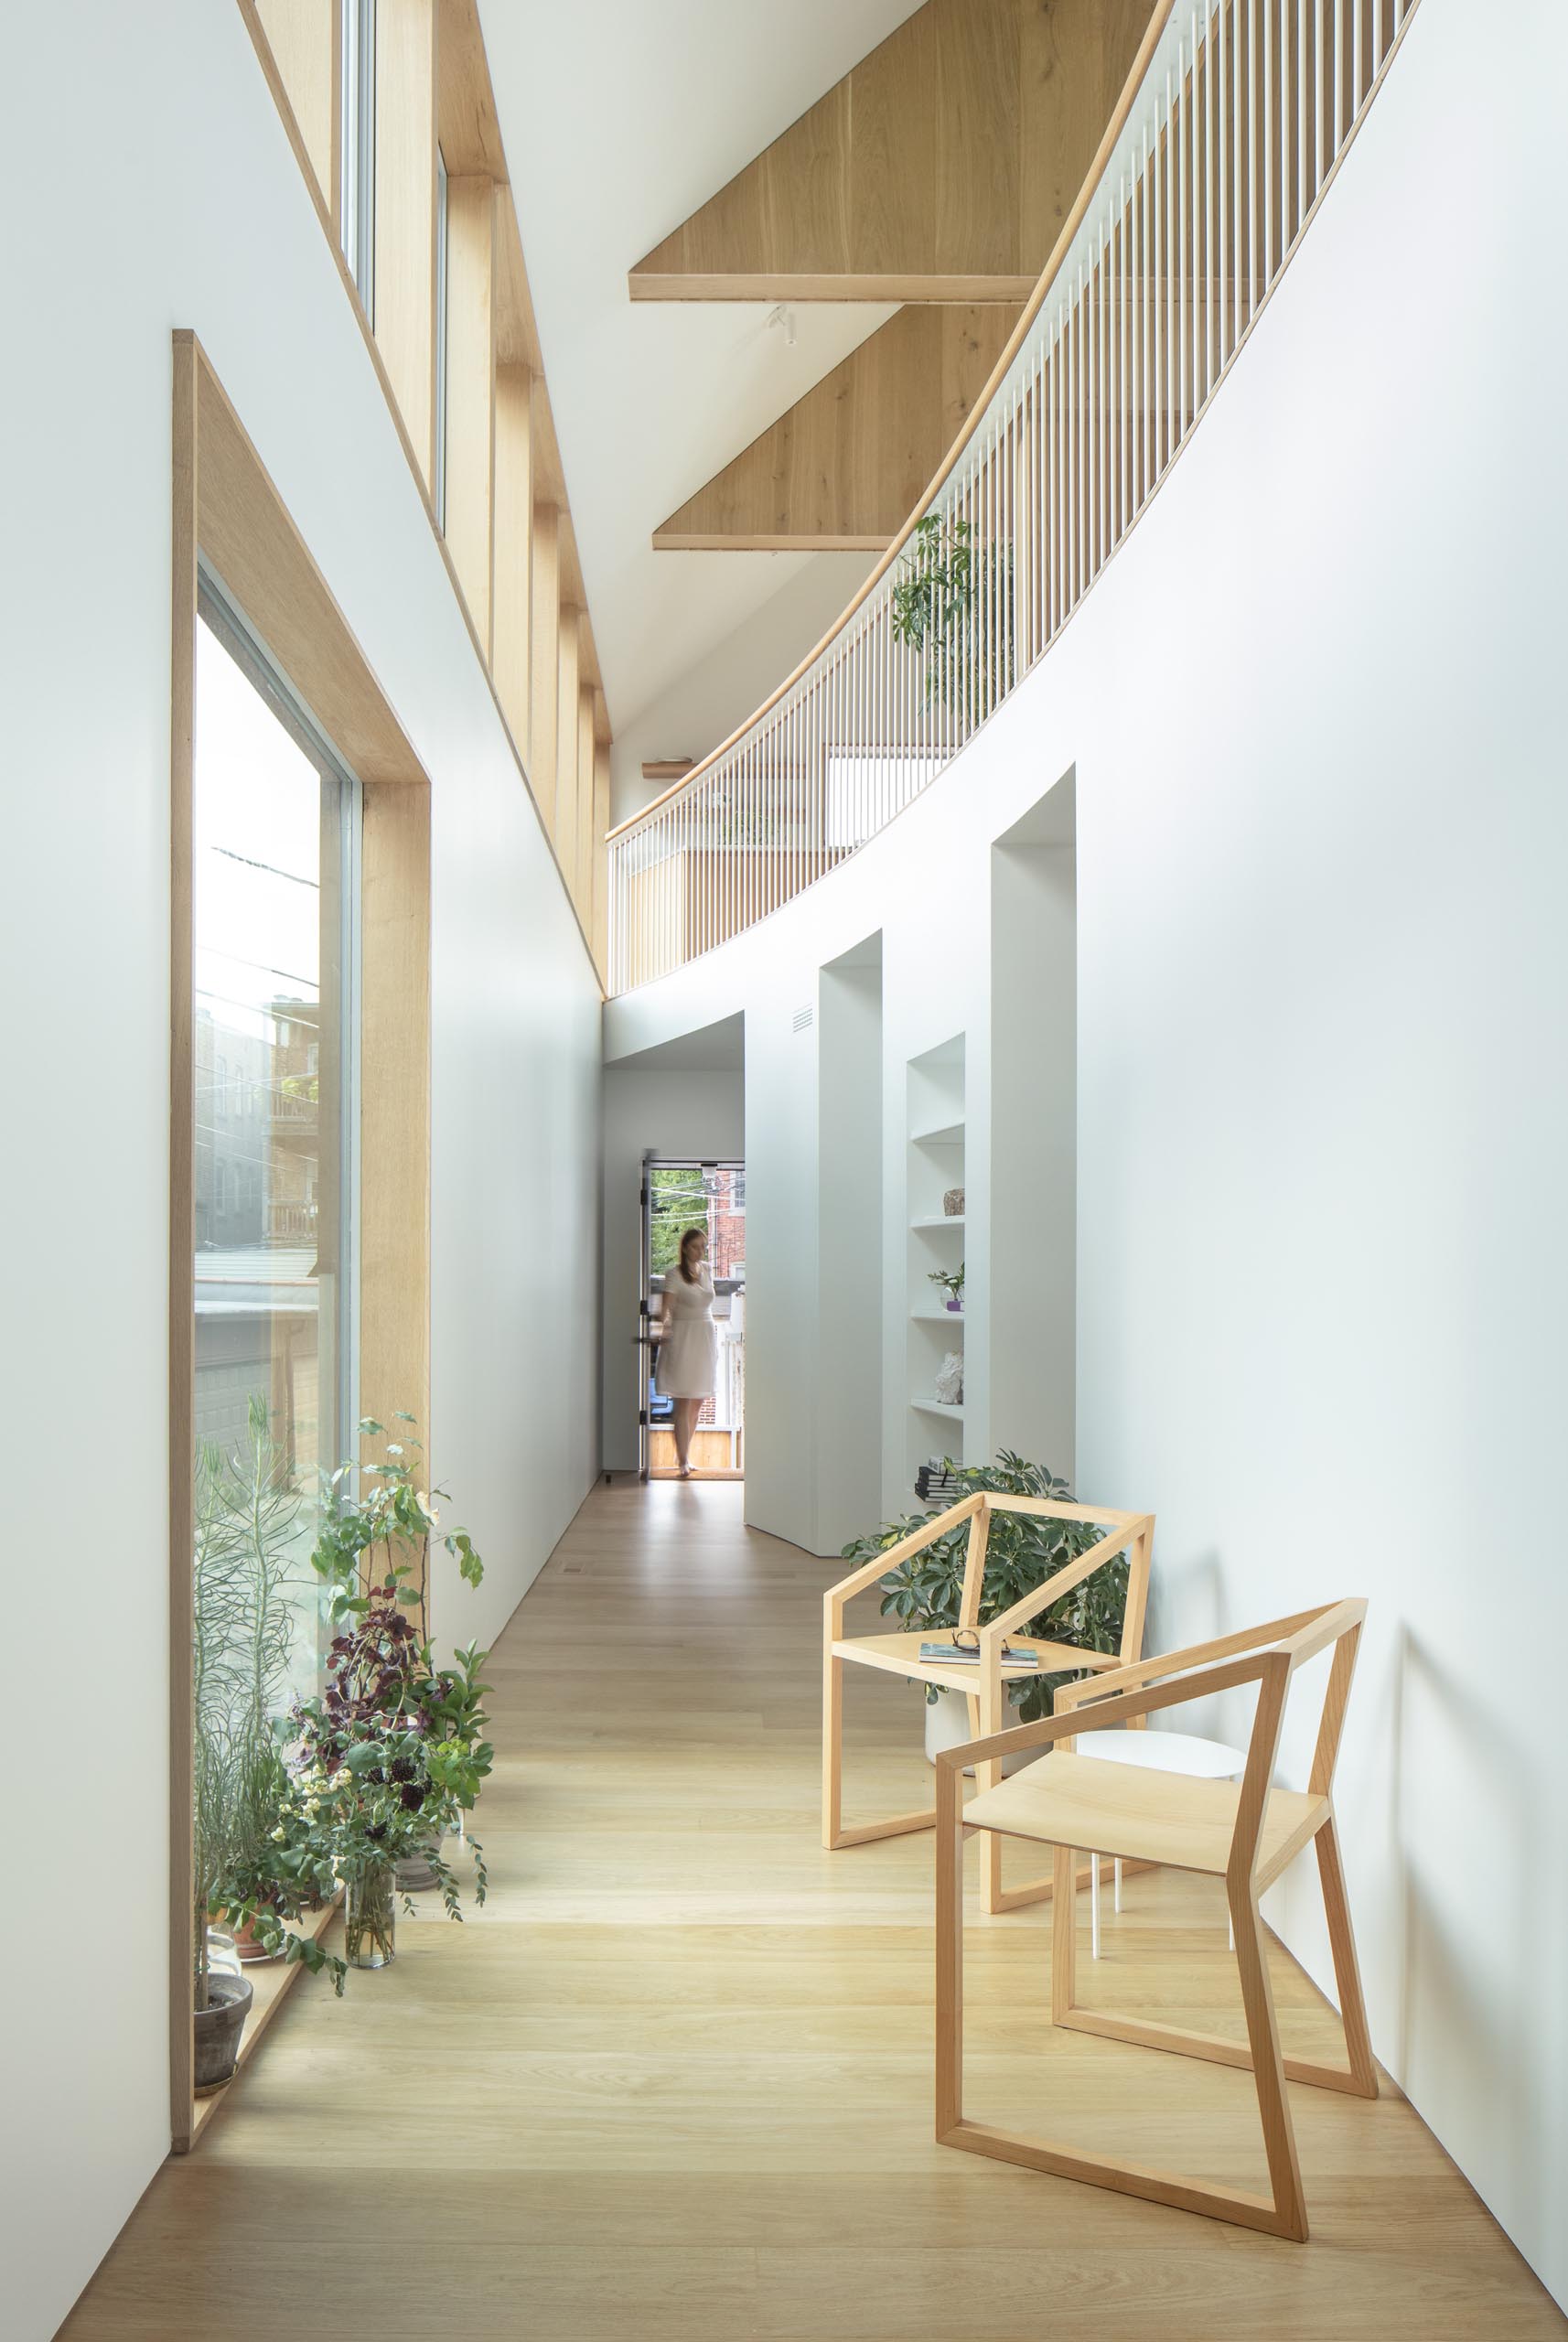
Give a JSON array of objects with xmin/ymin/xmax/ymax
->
[
  {"xmin": 980, "ymin": 1512, "xmax": 1149, "ymax": 1641},
  {"xmin": 937, "ymin": 1649, "xmax": 1276, "ymax": 1772},
  {"xmin": 823, "ymin": 1492, "xmax": 984, "ymax": 1607},
  {"xmin": 1050, "ymin": 1603, "xmax": 1333, "ymax": 1714}
]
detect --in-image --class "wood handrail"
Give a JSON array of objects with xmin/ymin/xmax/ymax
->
[{"xmin": 605, "ymin": 0, "xmax": 1178, "ymax": 845}]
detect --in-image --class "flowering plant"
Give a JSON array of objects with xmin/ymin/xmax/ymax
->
[{"xmin": 221, "ymin": 1416, "xmax": 492, "ymax": 1989}]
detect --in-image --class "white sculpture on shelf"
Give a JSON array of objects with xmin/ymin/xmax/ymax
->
[{"xmin": 934, "ymin": 1350, "xmax": 964, "ymax": 1406}]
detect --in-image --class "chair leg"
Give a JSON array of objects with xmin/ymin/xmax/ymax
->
[
  {"xmin": 1050, "ymin": 1843, "xmax": 1077, "ymax": 2023},
  {"xmin": 822, "ymin": 1645, "xmax": 937, "ymax": 1851},
  {"xmin": 945, "ymin": 1834, "xmax": 1304, "ymax": 2239},
  {"xmin": 935, "ymin": 1767, "xmax": 965, "ymax": 2137},
  {"xmin": 821, "ymin": 1646, "xmax": 843, "ymax": 1851},
  {"xmin": 977, "ymin": 1672, "xmax": 1006, "ymax": 1915},
  {"xmin": 1090, "ymin": 1852, "xmax": 1101, "ymax": 1959},
  {"xmin": 1229, "ymin": 1871, "xmax": 1309, "ymax": 2242},
  {"xmin": 1113, "ymin": 1856, "xmax": 1122, "ymax": 1914},
  {"xmin": 1314, "ymin": 1818, "xmax": 1379, "ymax": 2097}
]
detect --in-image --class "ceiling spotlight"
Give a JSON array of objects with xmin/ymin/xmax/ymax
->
[{"xmin": 766, "ymin": 303, "xmax": 797, "ymax": 349}]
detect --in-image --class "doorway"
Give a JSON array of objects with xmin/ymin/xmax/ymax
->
[{"xmin": 639, "ymin": 1155, "xmax": 746, "ymax": 1479}]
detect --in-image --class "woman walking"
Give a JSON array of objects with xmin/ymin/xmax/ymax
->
[{"xmin": 656, "ymin": 1226, "xmax": 717, "ymax": 1477}]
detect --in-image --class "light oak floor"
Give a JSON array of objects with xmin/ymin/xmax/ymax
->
[{"xmin": 66, "ymin": 1480, "xmax": 1563, "ymax": 2340}]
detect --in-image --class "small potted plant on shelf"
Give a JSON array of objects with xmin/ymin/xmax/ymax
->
[
  {"xmin": 836, "ymin": 1451, "xmax": 1129, "ymax": 1765},
  {"xmin": 928, "ymin": 1262, "xmax": 965, "ymax": 1313},
  {"xmin": 273, "ymin": 1415, "xmax": 493, "ymax": 1971}
]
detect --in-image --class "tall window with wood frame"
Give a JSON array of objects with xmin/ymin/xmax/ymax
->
[{"xmin": 193, "ymin": 590, "xmax": 360, "ymax": 1702}]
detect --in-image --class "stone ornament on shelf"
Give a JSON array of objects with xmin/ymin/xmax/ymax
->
[
  {"xmin": 934, "ymin": 1351, "xmax": 964, "ymax": 1406},
  {"xmin": 943, "ymin": 1187, "xmax": 964, "ymax": 1217}
]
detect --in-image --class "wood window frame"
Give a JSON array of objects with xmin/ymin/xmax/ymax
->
[
  {"xmin": 170, "ymin": 330, "xmax": 431, "ymax": 2150},
  {"xmin": 236, "ymin": 0, "xmax": 611, "ymax": 979}
]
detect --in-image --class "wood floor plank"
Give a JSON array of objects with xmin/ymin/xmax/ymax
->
[{"xmin": 60, "ymin": 1482, "xmax": 1564, "ymax": 2340}]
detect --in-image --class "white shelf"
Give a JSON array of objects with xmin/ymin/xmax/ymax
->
[
  {"xmin": 911, "ymin": 1310, "xmax": 965, "ymax": 1324},
  {"xmin": 910, "ymin": 1214, "xmax": 964, "ymax": 1230},
  {"xmin": 911, "ymin": 1397, "xmax": 964, "ymax": 1420},
  {"xmin": 910, "ymin": 1119, "xmax": 965, "ymax": 1147}
]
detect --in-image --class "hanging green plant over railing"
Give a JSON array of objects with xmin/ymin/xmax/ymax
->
[{"xmin": 889, "ymin": 514, "xmax": 1015, "ymax": 718}]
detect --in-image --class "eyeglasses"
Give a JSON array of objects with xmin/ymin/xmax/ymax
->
[{"xmin": 948, "ymin": 1628, "xmax": 1036, "ymax": 1664}]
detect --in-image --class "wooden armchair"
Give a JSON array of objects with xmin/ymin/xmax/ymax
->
[
  {"xmin": 822, "ymin": 1492, "xmax": 1154, "ymax": 1915},
  {"xmin": 935, "ymin": 1599, "xmax": 1378, "ymax": 2240}
]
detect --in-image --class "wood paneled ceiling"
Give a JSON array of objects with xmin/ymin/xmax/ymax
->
[{"xmin": 639, "ymin": 0, "xmax": 1156, "ymax": 553}]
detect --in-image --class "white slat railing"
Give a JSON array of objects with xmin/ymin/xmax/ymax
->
[{"xmin": 607, "ymin": 0, "xmax": 1421, "ymax": 993}]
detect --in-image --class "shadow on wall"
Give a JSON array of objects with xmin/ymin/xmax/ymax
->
[{"xmin": 1391, "ymin": 1624, "xmax": 1544, "ymax": 2242}]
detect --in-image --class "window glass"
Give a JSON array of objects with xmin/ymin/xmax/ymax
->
[
  {"xmin": 340, "ymin": 0, "xmax": 376, "ymax": 313},
  {"xmin": 435, "ymin": 145, "xmax": 448, "ymax": 529},
  {"xmin": 193, "ymin": 607, "xmax": 359, "ymax": 1702}
]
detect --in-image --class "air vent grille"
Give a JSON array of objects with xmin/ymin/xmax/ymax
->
[{"xmin": 792, "ymin": 1004, "xmax": 813, "ymax": 1034}]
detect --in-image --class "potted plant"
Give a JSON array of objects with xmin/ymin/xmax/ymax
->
[
  {"xmin": 836, "ymin": 1451, "xmax": 1130, "ymax": 1765},
  {"xmin": 269, "ymin": 1415, "xmax": 493, "ymax": 1971},
  {"xmin": 889, "ymin": 512, "xmax": 1015, "ymax": 718},
  {"xmin": 928, "ymin": 1262, "xmax": 965, "ymax": 1313},
  {"xmin": 307, "ymin": 1414, "xmax": 486, "ymax": 1893},
  {"xmin": 191, "ymin": 1400, "xmax": 319, "ymax": 2087}
]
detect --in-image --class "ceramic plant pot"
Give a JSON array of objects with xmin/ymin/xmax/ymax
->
[
  {"xmin": 193, "ymin": 1972, "xmax": 253, "ymax": 2095},
  {"xmin": 923, "ymin": 1687, "xmax": 1031, "ymax": 1777},
  {"xmin": 393, "ymin": 1833, "xmax": 450, "ymax": 1895}
]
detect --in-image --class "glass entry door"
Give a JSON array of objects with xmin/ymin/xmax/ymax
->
[{"xmin": 639, "ymin": 1156, "xmax": 746, "ymax": 1480}]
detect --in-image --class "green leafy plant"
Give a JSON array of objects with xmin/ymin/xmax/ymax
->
[
  {"xmin": 927, "ymin": 1262, "xmax": 965, "ymax": 1305},
  {"xmin": 889, "ymin": 513, "xmax": 1015, "ymax": 715},
  {"xmin": 310, "ymin": 1413, "xmax": 484, "ymax": 1629},
  {"xmin": 193, "ymin": 1399, "xmax": 315, "ymax": 2008},
  {"xmin": 215, "ymin": 1413, "xmax": 493, "ymax": 1992},
  {"xmin": 838, "ymin": 1451, "xmax": 1127, "ymax": 1724}
]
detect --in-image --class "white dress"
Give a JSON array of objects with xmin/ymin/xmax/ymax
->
[{"xmin": 656, "ymin": 1269, "xmax": 718, "ymax": 1399}]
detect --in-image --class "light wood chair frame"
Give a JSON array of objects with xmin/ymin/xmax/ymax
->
[
  {"xmin": 935, "ymin": 1599, "xmax": 1378, "ymax": 2240},
  {"xmin": 823, "ymin": 1493, "xmax": 1155, "ymax": 1915}
]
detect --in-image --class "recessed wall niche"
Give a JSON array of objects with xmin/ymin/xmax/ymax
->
[{"xmin": 989, "ymin": 769, "xmax": 1076, "ymax": 1480}]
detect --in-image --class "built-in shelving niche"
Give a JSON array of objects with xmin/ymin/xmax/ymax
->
[{"xmin": 906, "ymin": 1034, "xmax": 966, "ymax": 1494}]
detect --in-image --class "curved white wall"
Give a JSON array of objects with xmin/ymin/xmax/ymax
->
[
  {"xmin": 605, "ymin": 0, "xmax": 1568, "ymax": 2303},
  {"xmin": 1, "ymin": 6, "xmax": 601, "ymax": 2335}
]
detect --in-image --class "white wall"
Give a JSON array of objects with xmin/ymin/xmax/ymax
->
[
  {"xmin": 608, "ymin": 553, "xmax": 873, "ymax": 826},
  {"xmin": 816, "ymin": 945, "xmax": 886, "ymax": 1552},
  {"xmin": 991, "ymin": 822, "xmax": 1076, "ymax": 1477},
  {"xmin": 603, "ymin": 0, "xmax": 1568, "ymax": 2302},
  {"xmin": 600, "ymin": 1056, "xmax": 745, "ymax": 1471},
  {"xmin": 0, "ymin": 7, "xmax": 601, "ymax": 2336}
]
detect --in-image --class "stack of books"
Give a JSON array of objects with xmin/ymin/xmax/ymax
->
[
  {"xmin": 916, "ymin": 1460, "xmax": 962, "ymax": 1510},
  {"xmin": 919, "ymin": 1639, "xmax": 1042, "ymax": 1672}
]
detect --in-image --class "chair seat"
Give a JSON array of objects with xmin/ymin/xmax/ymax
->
[
  {"xmin": 1074, "ymin": 1726, "xmax": 1246, "ymax": 1779},
  {"xmin": 831, "ymin": 1629, "xmax": 1117, "ymax": 1698},
  {"xmin": 962, "ymin": 1750, "xmax": 1328, "ymax": 1879}
]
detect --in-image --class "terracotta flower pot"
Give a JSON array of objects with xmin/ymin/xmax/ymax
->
[{"xmin": 225, "ymin": 1909, "xmax": 282, "ymax": 1963}]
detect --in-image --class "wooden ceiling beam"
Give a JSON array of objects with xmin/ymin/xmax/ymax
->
[
  {"xmin": 631, "ymin": 0, "xmax": 1158, "ymax": 303},
  {"xmin": 653, "ymin": 305, "xmax": 1019, "ymax": 551}
]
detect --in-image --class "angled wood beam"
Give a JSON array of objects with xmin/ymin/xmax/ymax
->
[
  {"xmin": 630, "ymin": 0, "xmax": 1158, "ymax": 304},
  {"xmin": 654, "ymin": 305, "xmax": 1018, "ymax": 550}
]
